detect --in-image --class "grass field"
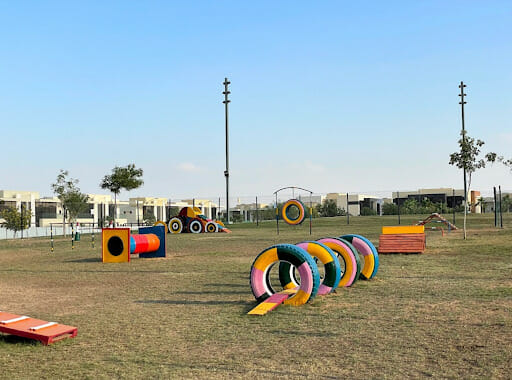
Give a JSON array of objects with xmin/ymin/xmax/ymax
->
[{"xmin": 1, "ymin": 214, "xmax": 511, "ymax": 379}]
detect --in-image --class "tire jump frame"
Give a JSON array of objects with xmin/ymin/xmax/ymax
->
[
  {"xmin": 102, "ymin": 225, "xmax": 166, "ymax": 263},
  {"xmin": 274, "ymin": 186, "xmax": 313, "ymax": 235},
  {"xmin": 248, "ymin": 234, "xmax": 379, "ymax": 315}
]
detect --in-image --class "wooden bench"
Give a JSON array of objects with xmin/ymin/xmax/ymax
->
[{"xmin": 378, "ymin": 226, "xmax": 426, "ymax": 254}]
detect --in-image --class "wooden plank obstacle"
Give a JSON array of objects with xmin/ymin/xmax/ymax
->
[
  {"xmin": 378, "ymin": 225, "xmax": 426, "ymax": 254},
  {"xmin": 0, "ymin": 311, "xmax": 77, "ymax": 345}
]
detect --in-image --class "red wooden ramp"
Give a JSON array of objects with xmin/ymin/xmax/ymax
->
[{"xmin": 0, "ymin": 311, "xmax": 77, "ymax": 345}]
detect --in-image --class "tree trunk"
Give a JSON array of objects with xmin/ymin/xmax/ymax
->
[
  {"xmin": 463, "ymin": 198, "xmax": 467, "ymax": 240},
  {"xmin": 63, "ymin": 209, "xmax": 66, "ymax": 237},
  {"xmin": 113, "ymin": 193, "xmax": 117, "ymax": 226}
]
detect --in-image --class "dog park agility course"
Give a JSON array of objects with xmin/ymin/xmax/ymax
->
[{"xmin": 0, "ymin": 214, "xmax": 511, "ymax": 379}]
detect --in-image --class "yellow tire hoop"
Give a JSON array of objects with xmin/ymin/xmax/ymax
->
[
  {"xmin": 281, "ymin": 199, "xmax": 306, "ymax": 225},
  {"xmin": 153, "ymin": 220, "xmax": 168, "ymax": 233}
]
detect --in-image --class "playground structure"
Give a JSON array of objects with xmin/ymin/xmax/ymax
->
[
  {"xmin": 0, "ymin": 311, "xmax": 77, "ymax": 345},
  {"xmin": 248, "ymin": 234, "xmax": 379, "ymax": 315},
  {"xmin": 102, "ymin": 225, "xmax": 166, "ymax": 263},
  {"xmin": 274, "ymin": 187, "xmax": 313, "ymax": 235},
  {"xmin": 378, "ymin": 225, "xmax": 426, "ymax": 254},
  {"xmin": 167, "ymin": 207, "xmax": 229, "ymax": 234}
]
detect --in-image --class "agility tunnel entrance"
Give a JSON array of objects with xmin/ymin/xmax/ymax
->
[{"xmin": 102, "ymin": 225, "xmax": 166, "ymax": 263}]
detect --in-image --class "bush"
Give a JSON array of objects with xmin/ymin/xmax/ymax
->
[
  {"xmin": 360, "ymin": 206, "xmax": 377, "ymax": 216},
  {"xmin": 382, "ymin": 203, "xmax": 398, "ymax": 215}
]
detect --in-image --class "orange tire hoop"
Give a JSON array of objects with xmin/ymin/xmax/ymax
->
[{"xmin": 281, "ymin": 199, "xmax": 306, "ymax": 225}]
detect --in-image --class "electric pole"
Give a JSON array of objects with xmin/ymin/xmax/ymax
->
[
  {"xmin": 223, "ymin": 78, "xmax": 231, "ymax": 224},
  {"xmin": 459, "ymin": 81, "xmax": 468, "ymax": 239}
]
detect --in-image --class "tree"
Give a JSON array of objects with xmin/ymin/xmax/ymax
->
[
  {"xmin": 382, "ymin": 202, "xmax": 398, "ymax": 215},
  {"xmin": 486, "ymin": 153, "xmax": 512, "ymax": 171},
  {"xmin": 52, "ymin": 170, "xmax": 89, "ymax": 236},
  {"xmin": 100, "ymin": 164, "xmax": 144, "ymax": 225},
  {"xmin": 316, "ymin": 199, "xmax": 344, "ymax": 217},
  {"xmin": 449, "ymin": 130, "xmax": 492, "ymax": 239},
  {"xmin": 65, "ymin": 191, "xmax": 90, "ymax": 223},
  {"xmin": 143, "ymin": 211, "xmax": 156, "ymax": 226},
  {"xmin": 1, "ymin": 206, "xmax": 32, "ymax": 238},
  {"xmin": 502, "ymin": 194, "xmax": 511, "ymax": 213}
]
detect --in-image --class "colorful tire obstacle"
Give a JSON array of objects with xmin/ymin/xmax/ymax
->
[
  {"xmin": 167, "ymin": 207, "xmax": 230, "ymax": 234},
  {"xmin": 0, "ymin": 311, "xmax": 77, "ymax": 345},
  {"xmin": 281, "ymin": 199, "xmax": 307, "ymax": 225},
  {"xmin": 102, "ymin": 225, "xmax": 166, "ymax": 263},
  {"xmin": 248, "ymin": 234, "xmax": 379, "ymax": 315}
]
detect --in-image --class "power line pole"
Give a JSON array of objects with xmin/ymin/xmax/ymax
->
[
  {"xmin": 223, "ymin": 77, "xmax": 231, "ymax": 224},
  {"xmin": 459, "ymin": 81, "xmax": 468, "ymax": 239}
]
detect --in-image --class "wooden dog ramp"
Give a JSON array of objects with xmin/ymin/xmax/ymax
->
[
  {"xmin": 0, "ymin": 311, "xmax": 77, "ymax": 345},
  {"xmin": 248, "ymin": 288, "xmax": 297, "ymax": 316}
]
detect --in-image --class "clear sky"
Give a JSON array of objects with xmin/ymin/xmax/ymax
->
[{"xmin": 1, "ymin": 1, "xmax": 510, "ymax": 201}]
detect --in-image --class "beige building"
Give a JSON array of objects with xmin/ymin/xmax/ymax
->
[
  {"xmin": 326, "ymin": 193, "xmax": 383, "ymax": 215},
  {"xmin": 0, "ymin": 190, "xmax": 170, "ymax": 227},
  {"xmin": 392, "ymin": 188, "xmax": 475, "ymax": 211}
]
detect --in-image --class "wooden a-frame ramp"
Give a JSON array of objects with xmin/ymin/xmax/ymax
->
[{"xmin": 416, "ymin": 213, "xmax": 458, "ymax": 231}]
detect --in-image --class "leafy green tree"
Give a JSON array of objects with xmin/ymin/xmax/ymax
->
[
  {"xmin": 52, "ymin": 170, "xmax": 89, "ymax": 235},
  {"xmin": 143, "ymin": 211, "xmax": 156, "ymax": 226},
  {"xmin": 449, "ymin": 131, "xmax": 492, "ymax": 239},
  {"xmin": 100, "ymin": 164, "xmax": 144, "ymax": 225},
  {"xmin": 382, "ymin": 202, "xmax": 398, "ymax": 215},
  {"xmin": 502, "ymin": 194, "xmax": 511, "ymax": 213},
  {"xmin": 1, "ymin": 206, "xmax": 32, "ymax": 238},
  {"xmin": 317, "ymin": 199, "xmax": 344, "ymax": 217}
]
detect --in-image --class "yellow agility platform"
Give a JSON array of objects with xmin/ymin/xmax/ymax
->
[{"xmin": 382, "ymin": 225, "xmax": 425, "ymax": 235}]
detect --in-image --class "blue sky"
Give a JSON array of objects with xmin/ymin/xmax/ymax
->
[{"xmin": 1, "ymin": 1, "xmax": 510, "ymax": 201}]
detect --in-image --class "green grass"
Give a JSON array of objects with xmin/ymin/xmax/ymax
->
[{"xmin": 0, "ymin": 214, "xmax": 511, "ymax": 379}]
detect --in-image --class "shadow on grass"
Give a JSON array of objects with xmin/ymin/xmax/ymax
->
[
  {"xmin": 205, "ymin": 283, "xmax": 248, "ymax": 288},
  {"xmin": 135, "ymin": 299, "xmax": 250, "ymax": 306},
  {"xmin": 129, "ymin": 359, "xmax": 339, "ymax": 379},
  {"xmin": 65, "ymin": 257, "xmax": 102, "ymax": 263},
  {"xmin": 0, "ymin": 334, "xmax": 40, "ymax": 346},
  {"xmin": 269, "ymin": 329, "xmax": 338, "ymax": 338},
  {"xmin": 175, "ymin": 290, "xmax": 248, "ymax": 295}
]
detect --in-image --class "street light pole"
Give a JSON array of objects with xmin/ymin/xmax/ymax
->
[
  {"xmin": 459, "ymin": 81, "xmax": 468, "ymax": 239},
  {"xmin": 223, "ymin": 77, "xmax": 231, "ymax": 224}
]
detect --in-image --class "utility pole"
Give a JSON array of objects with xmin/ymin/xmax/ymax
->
[
  {"xmin": 223, "ymin": 77, "xmax": 231, "ymax": 224},
  {"xmin": 499, "ymin": 185, "xmax": 503, "ymax": 228},
  {"xmin": 346, "ymin": 193, "xmax": 349, "ymax": 225},
  {"xmin": 459, "ymin": 81, "xmax": 468, "ymax": 239},
  {"xmin": 397, "ymin": 191, "xmax": 401, "ymax": 225},
  {"xmin": 452, "ymin": 188, "xmax": 456, "ymax": 225},
  {"xmin": 494, "ymin": 186, "xmax": 498, "ymax": 227}
]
